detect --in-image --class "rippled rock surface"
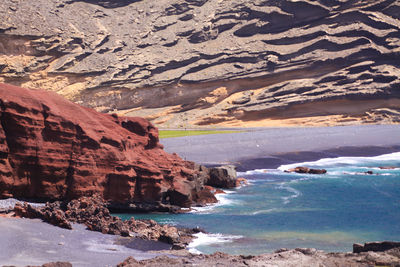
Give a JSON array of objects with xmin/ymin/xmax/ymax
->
[{"xmin": 0, "ymin": 0, "xmax": 399, "ymax": 126}]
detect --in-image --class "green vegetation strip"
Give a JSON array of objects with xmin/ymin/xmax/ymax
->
[{"xmin": 159, "ymin": 130, "xmax": 243, "ymax": 139}]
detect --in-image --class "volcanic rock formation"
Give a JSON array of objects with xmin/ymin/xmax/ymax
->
[
  {"xmin": 0, "ymin": 0, "xmax": 399, "ymax": 127},
  {"xmin": 0, "ymin": 83, "xmax": 233, "ymax": 210}
]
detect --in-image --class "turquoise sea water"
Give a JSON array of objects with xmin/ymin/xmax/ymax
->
[{"xmin": 116, "ymin": 152, "xmax": 400, "ymax": 255}]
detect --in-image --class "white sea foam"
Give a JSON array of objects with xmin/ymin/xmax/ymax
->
[
  {"xmin": 278, "ymin": 152, "xmax": 400, "ymax": 171},
  {"xmin": 277, "ymin": 183, "xmax": 301, "ymax": 204},
  {"xmin": 158, "ymin": 219, "xmax": 178, "ymax": 225},
  {"xmin": 190, "ymin": 190, "xmax": 238, "ymax": 214},
  {"xmin": 238, "ymin": 169, "xmax": 278, "ymax": 176},
  {"xmin": 289, "ymin": 176, "xmax": 316, "ymax": 183},
  {"xmin": 358, "ymin": 166, "xmax": 399, "ymax": 172},
  {"xmin": 188, "ymin": 232, "xmax": 242, "ymax": 254},
  {"xmin": 251, "ymin": 208, "xmax": 278, "ymax": 215}
]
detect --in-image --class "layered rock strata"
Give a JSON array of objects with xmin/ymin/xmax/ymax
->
[
  {"xmin": 1, "ymin": 0, "xmax": 400, "ymax": 127},
  {"xmin": 0, "ymin": 83, "xmax": 236, "ymax": 210}
]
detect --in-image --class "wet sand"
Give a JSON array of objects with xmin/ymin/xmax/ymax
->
[
  {"xmin": 0, "ymin": 217, "xmax": 161, "ymax": 267},
  {"xmin": 161, "ymin": 125, "xmax": 400, "ymax": 171}
]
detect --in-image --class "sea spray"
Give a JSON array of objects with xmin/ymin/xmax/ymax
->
[
  {"xmin": 190, "ymin": 190, "xmax": 238, "ymax": 214},
  {"xmin": 188, "ymin": 232, "xmax": 243, "ymax": 254}
]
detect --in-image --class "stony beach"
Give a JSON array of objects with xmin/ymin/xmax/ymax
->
[{"xmin": 0, "ymin": 216, "xmax": 160, "ymax": 267}]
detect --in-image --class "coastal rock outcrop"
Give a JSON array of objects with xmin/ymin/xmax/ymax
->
[
  {"xmin": 285, "ymin": 167, "xmax": 327, "ymax": 174},
  {"xmin": 1, "ymin": 0, "xmax": 400, "ymax": 127},
  {"xmin": 0, "ymin": 83, "xmax": 235, "ymax": 210}
]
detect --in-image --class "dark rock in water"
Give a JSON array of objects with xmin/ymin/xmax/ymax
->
[
  {"xmin": 308, "ymin": 169, "xmax": 327, "ymax": 175},
  {"xmin": 288, "ymin": 167, "xmax": 310, "ymax": 173},
  {"xmin": 0, "ymin": 83, "xmax": 237, "ymax": 210},
  {"xmin": 207, "ymin": 165, "xmax": 238, "ymax": 188},
  {"xmin": 365, "ymin": 171, "xmax": 374, "ymax": 175},
  {"xmin": 285, "ymin": 167, "xmax": 327, "ymax": 174},
  {"xmin": 353, "ymin": 241, "xmax": 400, "ymax": 253}
]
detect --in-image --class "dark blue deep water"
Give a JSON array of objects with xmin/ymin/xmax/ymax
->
[{"xmin": 116, "ymin": 152, "xmax": 400, "ymax": 255}]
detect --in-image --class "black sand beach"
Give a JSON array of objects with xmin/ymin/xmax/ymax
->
[
  {"xmin": 161, "ymin": 125, "xmax": 400, "ymax": 171},
  {"xmin": 0, "ymin": 217, "xmax": 162, "ymax": 267}
]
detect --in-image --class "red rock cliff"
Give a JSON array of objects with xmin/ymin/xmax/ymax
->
[{"xmin": 0, "ymin": 83, "xmax": 217, "ymax": 209}]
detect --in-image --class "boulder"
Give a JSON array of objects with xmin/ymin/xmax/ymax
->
[
  {"xmin": 285, "ymin": 167, "xmax": 327, "ymax": 174},
  {"xmin": 207, "ymin": 165, "xmax": 238, "ymax": 188}
]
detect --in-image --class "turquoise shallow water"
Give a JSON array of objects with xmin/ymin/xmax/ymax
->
[{"xmin": 116, "ymin": 152, "xmax": 400, "ymax": 255}]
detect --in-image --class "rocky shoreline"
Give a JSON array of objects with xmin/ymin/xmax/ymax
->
[
  {"xmin": 6, "ymin": 195, "xmax": 197, "ymax": 250},
  {"xmin": 4, "ymin": 187, "xmax": 400, "ymax": 267},
  {"xmin": 14, "ymin": 243, "xmax": 400, "ymax": 267},
  {"xmin": 1, "ymin": 162, "xmax": 242, "ymax": 251},
  {"xmin": 3, "ymin": 201, "xmax": 400, "ymax": 267}
]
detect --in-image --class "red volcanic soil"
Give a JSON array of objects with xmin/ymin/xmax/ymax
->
[{"xmin": 0, "ymin": 83, "xmax": 216, "ymax": 209}]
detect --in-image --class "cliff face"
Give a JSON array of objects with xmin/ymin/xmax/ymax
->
[
  {"xmin": 0, "ymin": 83, "xmax": 220, "ymax": 209},
  {"xmin": 0, "ymin": 0, "xmax": 400, "ymax": 127}
]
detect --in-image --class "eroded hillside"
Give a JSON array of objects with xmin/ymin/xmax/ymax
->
[{"xmin": 1, "ymin": 0, "xmax": 399, "ymax": 127}]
